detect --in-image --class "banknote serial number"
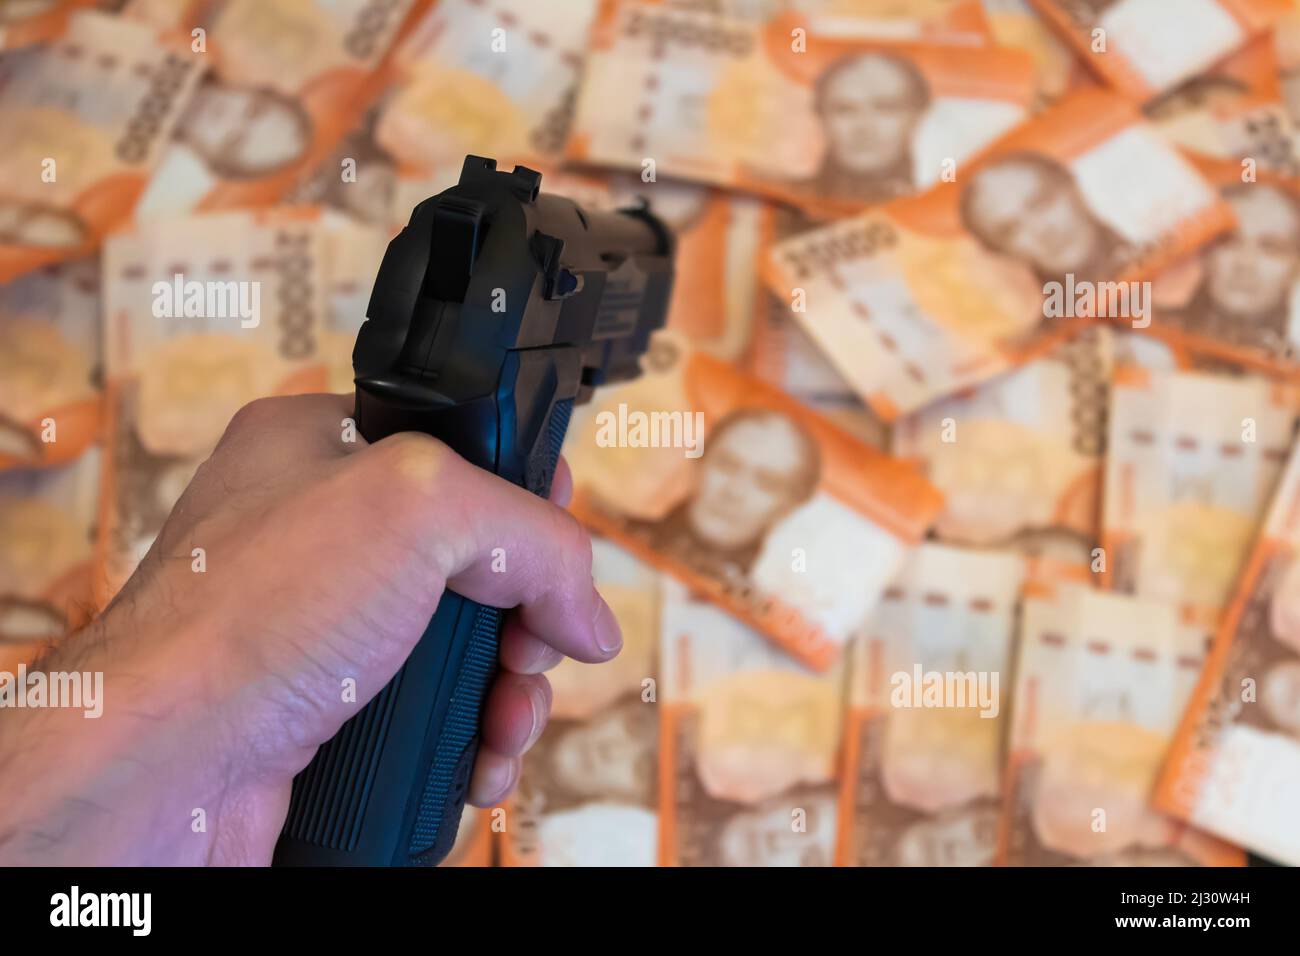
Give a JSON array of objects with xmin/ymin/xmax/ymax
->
[{"xmin": 1121, "ymin": 892, "xmax": 1250, "ymax": 907}]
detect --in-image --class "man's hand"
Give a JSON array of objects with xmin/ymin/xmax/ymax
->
[{"xmin": 0, "ymin": 393, "xmax": 621, "ymax": 865}]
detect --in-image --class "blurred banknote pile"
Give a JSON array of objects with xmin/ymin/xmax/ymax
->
[{"xmin": 3, "ymin": 0, "xmax": 1300, "ymax": 867}]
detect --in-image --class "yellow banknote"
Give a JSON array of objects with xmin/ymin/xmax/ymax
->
[
  {"xmin": 567, "ymin": 0, "xmax": 1035, "ymax": 215},
  {"xmin": 97, "ymin": 209, "xmax": 331, "ymax": 603},
  {"xmin": 502, "ymin": 540, "xmax": 661, "ymax": 866},
  {"xmin": 893, "ymin": 328, "xmax": 1110, "ymax": 553},
  {"xmin": 838, "ymin": 543, "xmax": 1023, "ymax": 866},
  {"xmin": 659, "ymin": 579, "xmax": 842, "ymax": 865},
  {"xmin": 764, "ymin": 89, "xmax": 1233, "ymax": 420},
  {"xmin": 1156, "ymin": 439, "xmax": 1300, "ymax": 865},
  {"xmin": 1102, "ymin": 365, "xmax": 1300, "ymax": 641},
  {"xmin": 0, "ymin": 9, "xmax": 205, "ymax": 282},
  {"xmin": 1000, "ymin": 581, "xmax": 1243, "ymax": 865},
  {"xmin": 0, "ymin": 257, "xmax": 101, "ymax": 470}
]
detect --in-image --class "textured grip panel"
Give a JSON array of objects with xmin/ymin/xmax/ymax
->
[
  {"xmin": 409, "ymin": 603, "xmax": 502, "ymax": 862},
  {"xmin": 282, "ymin": 669, "xmax": 404, "ymax": 851},
  {"xmin": 526, "ymin": 398, "xmax": 573, "ymax": 498}
]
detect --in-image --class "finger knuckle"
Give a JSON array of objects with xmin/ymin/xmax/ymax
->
[
  {"xmin": 365, "ymin": 432, "xmax": 454, "ymax": 498},
  {"xmin": 224, "ymin": 395, "xmax": 279, "ymax": 437},
  {"xmin": 550, "ymin": 507, "xmax": 594, "ymax": 581}
]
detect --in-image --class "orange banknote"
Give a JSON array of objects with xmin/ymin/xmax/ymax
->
[
  {"xmin": 131, "ymin": 0, "xmax": 433, "ymax": 218},
  {"xmin": 374, "ymin": 0, "xmax": 600, "ymax": 179},
  {"xmin": 565, "ymin": 333, "xmax": 944, "ymax": 671},
  {"xmin": 836, "ymin": 544, "xmax": 1022, "ymax": 867},
  {"xmin": 1029, "ymin": 0, "xmax": 1290, "ymax": 101},
  {"xmin": 1102, "ymin": 365, "xmax": 1300, "ymax": 644},
  {"xmin": 893, "ymin": 327, "xmax": 1111, "ymax": 554},
  {"xmin": 999, "ymin": 579, "xmax": 1244, "ymax": 866},
  {"xmin": 502, "ymin": 540, "xmax": 660, "ymax": 866},
  {"xmin": 1155, "ymin": 441, "xmax": 1300, "ymax": 865},
  {"xmin": 1144, "ymin": 35, "xmax": 1300, "ymax": 174},
  {"xmin": 0, "ymin": 257, "xmax": 101, "ymax": 470},
  {"xmin": 658, "ymin": 579, "xmax": 842, "ymax": 866},
  {"xmin": 0, "ymin": 10, "xmax": 205, "ymax": 283},
  {"xmin": 1140, "ymin": 158, "xmax": 1300, "ymax": 376},
  {"xmin": 746, "ymin": 206, "xmax": 890, "ymax": 449},
  {"xmin": 567, "ymin": 0, "xmax": 1036, "ymax": 216},
  {"xmin": 765, "ymin": 88, "xmax": 1234, "ymax": 420},
  {"xmin": 96, "ymin": 208, "xmax": 332, "ymax": 604}
]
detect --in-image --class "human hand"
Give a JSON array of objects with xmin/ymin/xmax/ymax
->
[{"xmin": 0, "ymin": 393, "xmax": 622, "ymax": 865}]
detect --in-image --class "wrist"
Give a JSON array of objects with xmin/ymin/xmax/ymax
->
[{"xmin": 0, "ymin": 606, "xmax": 245, "ymax": 864}]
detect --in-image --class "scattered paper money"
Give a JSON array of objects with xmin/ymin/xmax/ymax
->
[
  {"xmin": 764, "ymin": 88, "xmax": 1233, "ymax": 420},
  {"xmin": 133, "ymin": 0, "xmax": 432, "ymax": 218},
  {"xmin": 0, "ymin": 10, "xmax": 205, "ymax": 282}
]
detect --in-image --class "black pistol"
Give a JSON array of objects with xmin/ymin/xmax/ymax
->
[{"xmin": 272, "ymin": 156, "xmax": 674, "ymax": 866}]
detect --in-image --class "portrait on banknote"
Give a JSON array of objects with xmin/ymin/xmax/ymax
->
[
  {"xmin": 799, "ymin": 51, "xmax": 930, "ymax": 204},
  {"xmin": 508, "ymin": 700, "xmax": 659, "ymax": 866},
  {"xmin": 960, "ymin": 151, "xmax": 1134, "ymax": 288},
  {"xmin": 1209, "ymin": 553, "xmax": 1300, "ymax": 739},
  {"xmin": 0, "ymin": 200, "xmax": 88, "ymax": 250},
  {"xmin": 628, "ymin": 407, "xmax": 821, "ymax": 589},
  {"xmin": 171, "ymin": 78, "xmax": 315, "ymax": 182},
  {"xmin": 1148, "ymin": 173, "xmax": 1300, "ymax": 368}
]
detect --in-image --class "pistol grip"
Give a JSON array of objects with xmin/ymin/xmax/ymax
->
[{"xmin": 273, "ymin": 398, "xmax": 573, "ymax": 866}]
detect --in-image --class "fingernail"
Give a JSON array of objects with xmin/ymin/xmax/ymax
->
[
  {"xmin": 526, "ymin": 640, "xmax": 564, "ymax": 674},
  {"xmin": 592, "ymin": 593, "xmax": 623, "ymax": 656},
  {"xmin": 524, "ymin": 682, "xmax": 548, "ymax": 751},
  {"xmin": 480, "ymin": 755, "xmax": 517, "ymax": 803}
]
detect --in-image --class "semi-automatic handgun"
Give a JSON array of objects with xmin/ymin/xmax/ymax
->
[{"xmin": 272, "ymin": 156, "xmax": 674, "ymax": 866}]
